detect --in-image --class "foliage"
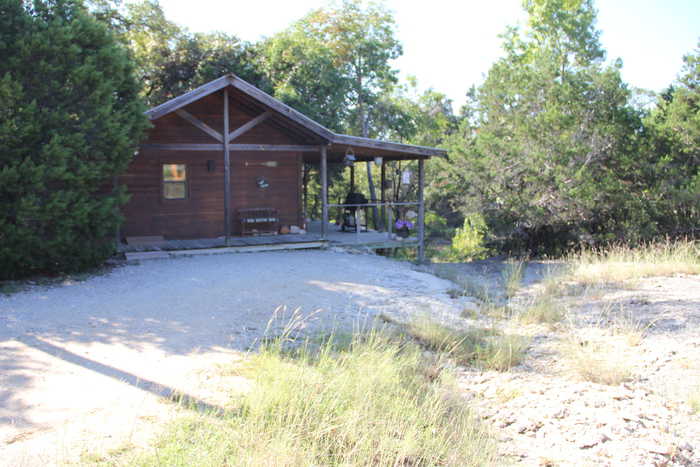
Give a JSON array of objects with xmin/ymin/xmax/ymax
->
[
  {"xmin": 0, "ymin": 0, "xmax": 148, "ymax": 279},
  {"xmin": 517, "ymin": 297, "xmax": 564, "ymax": 325},
  {"xmin": 641, "ymin": 42, "xmax": 700, "ymax": 236},
  {"xmin": 93, "ymin": 330, "xmax": 497, "ymax": 466},
  {"xmin": 93, "ymin": 0, "xmax": 267, "ymax": 106},
  {"xmin": 448, "ymin": 214, "xmax": 491, "ymax": 261},
  {"xmin": 259, "ymin": 0, "xmax": 402, "ymax": 136},
  {"xmin": 425, "ymin": 211, "xmax": 450, "ymax": 238},
  {"xmin": 441, "ymin": 0, "xmax": 664, "ymax": 253},
  {"xmin": 257, "ymin": 24, "xmax": 349, "ymax": 131}
]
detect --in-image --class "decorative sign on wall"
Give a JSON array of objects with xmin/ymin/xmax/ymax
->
[
  {"xmin": 245, "ymin": 161, "xmax": 278, "ymax": 168},
  {"xmin": 256, "ymin": 176, "xmax": 270, "ymax": 189}
]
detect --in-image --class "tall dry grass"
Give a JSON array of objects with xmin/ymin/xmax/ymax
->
[
  {"xmin": 566, "ymin": 238, "xmax": 699, "ymax": 286},
  {"xmin": 92, "ymin": 329, "xmax": 496, "ymax": 466},
  {"xmin": 403, "ymin": 318, "xmax": 530, "ymax": 371},
  {"xmin": 501, "ymin": 259, "xmax": 525, "ymax": 299}
]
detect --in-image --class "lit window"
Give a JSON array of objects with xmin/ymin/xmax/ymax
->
[{"xmin": 163, "ymin": 164, "xmax": 187, "ymax": 199}]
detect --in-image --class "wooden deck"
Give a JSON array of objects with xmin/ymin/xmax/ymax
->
[
  {"xmin": 119, "ymin": 221, "xmax": 417, "ymax": 258},
  {"xmin": 119, "ymin": 233, "xmax": 322, "ymax": 253}
]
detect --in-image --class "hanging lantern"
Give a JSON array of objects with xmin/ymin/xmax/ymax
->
[
  {"xmin": 374, "ymin": 156, "xmax": 383, "ymax": 166},
  {"xmin": 344, "ymin": 147, "xmax": 356, "ymax": 167}
]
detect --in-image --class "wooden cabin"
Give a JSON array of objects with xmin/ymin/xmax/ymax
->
[{"xmin": 119, "ymin": 74, "xmax": 446, "ymax": 260}]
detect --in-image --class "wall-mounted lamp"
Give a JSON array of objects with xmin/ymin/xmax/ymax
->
[{"xmin": 207, "ymin": 160, "xmax": 216, "ymax": 172}]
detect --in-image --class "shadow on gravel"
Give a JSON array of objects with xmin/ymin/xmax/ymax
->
[
  {"xmin": 0, "ymin": 250, "xmax": 448, "ymax": 438},
  {"xmin": 17, "ymin": 335, "xmax": 226, "ymax": 415}
]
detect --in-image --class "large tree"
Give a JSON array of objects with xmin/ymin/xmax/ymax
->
[
  {"xmin": 261, "ymin": 1, "xmax": 404, "ymax": 224},
  {"xmin": 642, "ymin": 41, "xmax": 700, "ymax": 236},
  {"xmin": 0, "ymin": 0, "xmax": 148, "ymax": 278},
  {"xmin": 95, "ymin": 0, "xmax": 266, "ymax": 106},
  {"xmin": 445, "ymin": 0, "xmax": 646, "ymax": 252},
  {"xmin": 261, "ymin": 0, "xmax": 402, "ymax": 135}
]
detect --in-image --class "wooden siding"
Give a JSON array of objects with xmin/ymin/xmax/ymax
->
[{"xmin": 121, "ymin": 89, "xmax": 304, "ymax": 239}]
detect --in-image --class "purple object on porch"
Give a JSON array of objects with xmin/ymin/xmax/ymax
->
[
  {"xmin": 394, "ymin": 219, "xmax": 414, "ymax": 230},
  {"xmin": 395, "ymin": 219, "xmax": 413, "ymax": 238}
]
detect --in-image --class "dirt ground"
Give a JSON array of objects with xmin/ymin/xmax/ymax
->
[
  {"xmin": 1, "ymin": 251, "xmax": 699, "ymax": 466},
  {"xmin": 423, "ymin": 261, "xmax": 700, "ymax": 466},
  {"xmin": 0, "ymin": 250, "xmax": 460, "ymax": 466}
]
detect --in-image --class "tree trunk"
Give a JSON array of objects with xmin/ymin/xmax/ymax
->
[{"xmin": 363, "ymin": 116, "xmax": 381, "ymax": 229}]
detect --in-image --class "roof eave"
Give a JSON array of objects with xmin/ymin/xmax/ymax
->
[{"xmin": 331, "ymin": 133, "xmax": 447, "ymax": 158}]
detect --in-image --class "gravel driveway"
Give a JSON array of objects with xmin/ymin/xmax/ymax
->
[{"xmin": 0, "ymin": 250, "xmax": 458, "ymax": 466}]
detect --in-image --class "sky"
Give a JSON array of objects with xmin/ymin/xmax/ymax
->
[{"xmin": 158, "ymin": 0, "xmax": 700, "ymax": 107}]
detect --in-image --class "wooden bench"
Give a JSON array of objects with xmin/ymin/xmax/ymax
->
[{"xmin": 238, "ymin": 208, "xmax": 280, "ymax": 235}]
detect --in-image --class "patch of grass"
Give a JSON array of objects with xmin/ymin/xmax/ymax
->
[
  {"xmin": 482, "ymin": 303, "xmax": 513, "ymax": 320},
  {"xmin": 561, "ymin": 328, "xmax": 634, "ymax": 386},
  {"xmin": 460, "ymin": 307, "xmax": 479, "ymax": 320},
  {"xmin": 448, "ymin": 279, "xmax": 494, "ymax": 303},
  {"xmin": 517, "ymin": 297, "xmax": 564, "ymax": 326},
  {"xmin": 99, "ymin": 330, "xmax": 497, "ymax": 466},
  {"xmin": 689, "ymin": 387, "xmax": 700, "ymax": 414},
  {"xmin": 567, "ymin": 238, "xmax": 699, "ymax": 285},
  {"xmin": 405, "ymin": 318, "xmax": 529, "ymax": 371},
  {"xmin": 606, "ymin": 305, "xmax": 654, "ymax": 347},
  {"xmin": 560, "ymin": 302, "xmax": 648, "ymax": 385},
  {"xmin": 542, "ymin": 275, "xmax": 591, "ymax": 298},
  {"xmin": 429, "ymin": 265, "xmax": 495, "ymax": 303},
  {"xmin": 80, "ymin": 443, "xmax": 136, "ymax": 464},
  {"xmin": 564, "ymin": 339, "xmax": 632, "ymax": 386},
  {"xmin": 501, "ymin": 259, "xmax": 525, "ymax": 299}
]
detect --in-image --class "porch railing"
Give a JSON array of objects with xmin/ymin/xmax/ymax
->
[{"xmin": 325, "ymin": 201, "xmax": 422, "ymax": 244}]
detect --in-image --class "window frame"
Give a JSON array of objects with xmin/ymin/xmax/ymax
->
[{"xmin": 162, "ymin": 163, "xmax": 188, "ymax": 200}]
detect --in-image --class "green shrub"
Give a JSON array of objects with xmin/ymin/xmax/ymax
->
[
  {"xmin": 425, "ymin": 211, "xmax": 451, "ymax": 238},
  {"xmin": 448, "ymin": 214, "xmax": 490, "ymax": 261},
  {"xmin": 0, "ymin": 0, "xmax": 148, "ymax": 279}
]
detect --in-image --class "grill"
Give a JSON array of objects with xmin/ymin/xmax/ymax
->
[{"xmin": 341, "ymin": 192, "xmax": 368, "ymax": 232}]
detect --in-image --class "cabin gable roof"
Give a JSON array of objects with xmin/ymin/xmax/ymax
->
[{"xmin": 145, "ymin": 73, "xmax": 447, "ymax": 159}]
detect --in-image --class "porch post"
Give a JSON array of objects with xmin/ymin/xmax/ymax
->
[
  {"xmin": 380, "ymin": 160, "xmax": 386, "ymax": 231},
  {"xmin": 417, "ymin": 158, "xmax": 425, "ymax": 263},
  {"xmin": 320, "ymin": 145, "xmax": 328, "ymax": 239},
  {"xmin": 223, "ymin": 87, "xmax": 231, "ymax": 245}
]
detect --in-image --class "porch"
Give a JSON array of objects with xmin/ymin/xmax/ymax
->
[{"xmin": 119, "ymin": 219, "xmax": 418, "ymax": 259}]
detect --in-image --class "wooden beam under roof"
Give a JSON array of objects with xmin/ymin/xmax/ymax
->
[
  {"xmin": 141, "ymin": 143, "xmax": 223, "ymax": 151},
  {"xmin": 140, "ymin": 143, "xmax": 323, "ymax": 152},
  {"xmin": 229, "ymin": 144, "xmax": 321, "ymax": 152},
  {"xmin": 228, "ymin": 75, "xmax": 336, "ymax": 141},
  {"xmin": 227, "ymin": 111, "xmax": 271, "ymax": 142},
  {"xmin": 175, "ymin": 109, "xmax": 224, "ymax": 143}
]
